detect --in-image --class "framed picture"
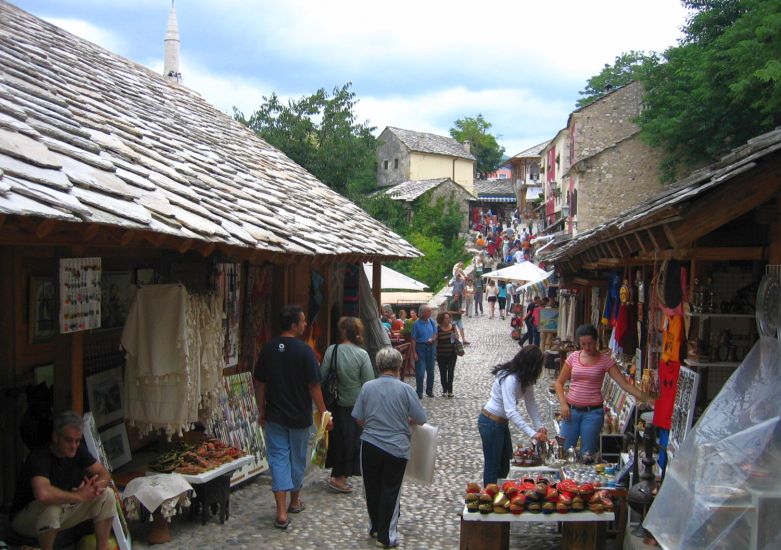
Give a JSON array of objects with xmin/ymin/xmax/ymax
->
[
  {"xmin": 99, "ymin": 423, "xmax": 132, "ymax": 470},
  {"xmin": 29, "ymin": 276, "xmax": 56, "ymax": 343},
  {"xmin": 135, "ymin": 268, "xmax": 156, "ymax": 285},
  {"xmin": 101, "ymin": 271, "xmax": 131, "ymax": 329},
  {"xmin": 34, "ymin": 364, "xmax": 54, "ymax": 387},
  {"xmin": 538, "ymin": 307, "xmax": 559, "ymax": 332},
  {"xmin": 86, "ymin": 367, "xmax": 124, "ymax": 428}
]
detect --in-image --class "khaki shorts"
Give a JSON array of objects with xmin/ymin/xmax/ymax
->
[{"xmin": 12, "ymin": 489, "xmax": 116, "ymax": 538}]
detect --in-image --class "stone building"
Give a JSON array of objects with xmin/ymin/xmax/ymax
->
[
  {"xmin": 376, "ymin": 127, "xmax": 475, "ymax": 193},
  {"xmin": 378, "ymin": 177, "xmax": 473, "ymax": 232},
  {"xmin": 539, "ymin": 81, "xmax": 664, "ymax": 237}
]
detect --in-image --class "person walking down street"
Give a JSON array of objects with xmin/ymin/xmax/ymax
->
[
  {"xmin": 497, "ymin": 281, "xmax": 508, "ymax": 321},
  {"xmin": 320, "ymin": 317, "xmax": 375, "ymax": 494},
  {"xmin": 555, "ymin": 324, "xmax": 652, "ymax": 455},
  {"xmin": 254, "ymin": 305, "xmax": 332, "ymax": 530},
  {"xmin": 464, "ymin": 278, "xmax": 475, "ymax": 317},
  {"xmin": 435, "ymin": 312, "xmax": 461, "ymax": 397},
  {"xmin": 449, "ymin": 291, "xmax": 470, "ymax": 345},
  {"xmin": 410, "ymin": 305, "xmax": 437, "ymax": 398},
  {"xmin": 473, "ymin": 276, "xmax": 484, "ymax": 317},
  {"xmin": 486, "ymin": 280, "xmax": 499, "ymax": 319},
  {"xmin": 519, "ymin": 296, "xmax": 539, "ymax": 346},
  {"xmin": 353, "ymin": 347, "xmax": 427, "ymax": 549},
  {"xmin": 532, "ymin": 297, "xmax": 548, "ymax": 346},
  {"xmin": 478, "ymin": 345, "xmax": 548, "ymax": 486}
]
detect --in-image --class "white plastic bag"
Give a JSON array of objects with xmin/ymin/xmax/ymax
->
[{"xmin": 404, "ymin": 423, "xmax": 439, "ymax": 484}]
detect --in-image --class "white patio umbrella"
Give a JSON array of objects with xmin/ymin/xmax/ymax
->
[
  {"xmin": 481, "ymin": 261, "xmax": 549, "ymax": 284},
  {"xmin": 363, "ymin": 263, "xmax": 429, "ymax": 291}
]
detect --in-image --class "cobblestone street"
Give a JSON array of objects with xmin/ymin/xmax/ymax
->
[{"xmin": 132, "ymin": 313, "xmax": 563, "ymax": 549}]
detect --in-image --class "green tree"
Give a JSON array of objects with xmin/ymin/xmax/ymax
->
[
  {"xmin": 638, "ymin": 0, "xmax": 781, "ymax": 179},
  {"xmin": 449, "ymin": 115, "xmax": 505, "ymax": 178},
  {"xmin": 577, "ymin": 51, "xmax": 657, "ymax": 107},
  {"xmin": 234, "ymin": 83, "xmax": 377, "ymax": 195}
]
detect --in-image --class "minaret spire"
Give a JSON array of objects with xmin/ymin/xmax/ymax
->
[{"xmin": 163, "ymin": 1, "xmax": 182, "ymax": 84}]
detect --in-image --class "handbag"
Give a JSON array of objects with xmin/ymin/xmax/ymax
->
[
  {"xmin": 322, "ymin": 344, "xmax": 339, "ymax": 408},
  {"xmin": 451, "ymin": 333, "xmax": 465, "ymax": 357}
]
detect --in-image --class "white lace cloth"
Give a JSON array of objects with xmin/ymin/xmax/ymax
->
[{"xmin": 122, "ymin": 474, "xmax": 192, "ymax": 521}]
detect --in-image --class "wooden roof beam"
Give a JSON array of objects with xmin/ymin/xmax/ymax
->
[
  {"xmin": 669, "ymin": 166, "xmax": 781, "ymax": 246},
  {"xmin": 35, "ymin": 219, "xmax": 58, "ymax": 238},
  {"xmin": 635, "ymin": 232, "xmax": 649, "ymax": 254},
  {"xmin": 637, "ymin": 246, "xmax": 766, "ymax": 262},
  {"xmin": 120, "ymin": 230, "xmax": 136, "ymax": 247}
]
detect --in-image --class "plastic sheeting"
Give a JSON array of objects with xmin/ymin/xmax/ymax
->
[{"xmin": 645, "ymin": 336, "xmax": 781, "ymax": 550}]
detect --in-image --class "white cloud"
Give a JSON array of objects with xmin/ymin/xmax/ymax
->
[{"xmin": 44, "ymin": 17, "xmax": 125, "ymax": 54}]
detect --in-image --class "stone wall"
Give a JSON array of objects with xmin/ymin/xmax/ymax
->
[
  {"xmin": 376, "ymin": 130, "xmax": 410, "ymax": 187},
  {"xmin": 571, "ymin": 81, "xmax": 644, "ymax": 161},
  {"xmin": 574, "ymin": 135, "xmax": 665, "ymax": 232},
  {"xmin": 424, "ymin": 181, "xmax": 473, "ymax": 232}
]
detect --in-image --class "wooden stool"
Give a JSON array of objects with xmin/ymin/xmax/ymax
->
[
  {"xmin": 189, "ymin": 473, "xmax": 231, "ymax": 525},
  {"xmin": 561, "ymin": 521, "xmax": 606, "ymax": 550},
  {"xmin": 459, "ymin": 516, "xmax": 509, "ymax": 550}
]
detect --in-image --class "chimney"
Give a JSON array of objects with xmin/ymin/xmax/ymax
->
[
  {"xmin": 463, "ymin": 140, "xmax": 471, "ymax": 153},
  {"xmin": 164, "ymin": 1, "xmax": 182, "ymax": 84}
]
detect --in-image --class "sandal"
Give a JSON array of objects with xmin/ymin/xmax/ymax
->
[
  {"xmin": 328, "ymin": 480, "xmax": 353, "ymax": 493},
  {"xmin": 287, "ymin": 501, "xmax": 306, "ymax": 513},
  {"xmin": 274, "ymin": 518, "xmax": 290, "ymax": 529}
]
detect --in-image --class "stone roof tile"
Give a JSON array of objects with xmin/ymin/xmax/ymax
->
[
  {"xmin": 386, "ymin": 127, "xmax": 475, "ymax": 161},
  {"xmin": 0, "ymin": 1, "xmax": 418, "ymax": 259}
]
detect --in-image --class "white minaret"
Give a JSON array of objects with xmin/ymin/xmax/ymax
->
[{"xmin": 163, "ymin": 1, "xmax": 182, "ymax": 84}]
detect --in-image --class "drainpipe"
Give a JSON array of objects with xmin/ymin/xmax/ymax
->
[{"xmin": 452, "ymin": 158, "xmax": 456, "ymax": 182}]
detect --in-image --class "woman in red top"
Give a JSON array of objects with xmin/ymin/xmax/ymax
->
[{"xmin": 555, "ymin": 324, "xmax": 650, "ymax": 454}]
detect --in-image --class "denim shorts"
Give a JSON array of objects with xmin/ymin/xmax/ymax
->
[{"xmin": 264, "ymin": 421, "xmax": 312, "ymax": 492}]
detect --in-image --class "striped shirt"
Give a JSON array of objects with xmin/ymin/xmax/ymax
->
[{"xmin": 566, "ymin": 350, "xmax": 614, "ymax": 406}]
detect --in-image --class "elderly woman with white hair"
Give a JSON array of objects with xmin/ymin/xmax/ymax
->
[{"xmin": 352, "ymin": 347, "xmax": 427, "ymax": 549}]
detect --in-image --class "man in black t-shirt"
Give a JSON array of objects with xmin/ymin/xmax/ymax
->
[
  {"xmin": 254, "ymin": 305, "xmax": 331, "ymax": 530},
  {"xmin": 10, "ymin": 411, "xmax": 115, "ymax": 550}
]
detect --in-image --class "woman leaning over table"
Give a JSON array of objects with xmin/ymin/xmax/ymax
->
[
  {"xmin": 320, "ymin": 317, "xmax": 375, "ymax": 493},
  {"xmin": 555, "ymin": 324, "xmax": 652, "ymax": 455},
  {"xmin": 478, "ymin": 345, "xmax": 548, "ymax": 486}
]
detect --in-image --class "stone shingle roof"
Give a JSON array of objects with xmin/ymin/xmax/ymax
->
[
  {"xmin": 0, "ymin": 2, "xmax": 419, "ymax": 259},
  {"xmin": 510, "ymin": 140, "xmax": 548, "ymax": 159},
  {"xmin": 473, "ymin": 179, "xmax": 515, "ymax": 197},
  {"xmin": 383, "ymin": 178, "xmax": 451, "ymax": 202},
  {"xmin": 385, "ymin": 127, "xmax": 475, "ymax": 161}
]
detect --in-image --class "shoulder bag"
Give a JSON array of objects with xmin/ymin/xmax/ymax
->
[{"xmin": 322, "ymin": 344, "xmax": 339, "ymax": 408}]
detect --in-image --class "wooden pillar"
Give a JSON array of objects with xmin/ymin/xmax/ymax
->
[
  {"xmin": 70, "ymin": 332, "xmax": 84, "ymax": 413},
  {"xmin": 372, "ymin": 262, "xmax": 382, "ymax": 314},
  {"xmin": 769, "ymin": 197, "xmax": 781, "ymax": 264}
]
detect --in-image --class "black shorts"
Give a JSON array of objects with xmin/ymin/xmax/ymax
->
[{"xmin": 487, "ymin": 296, "xmax": 497, "ymax": 303}]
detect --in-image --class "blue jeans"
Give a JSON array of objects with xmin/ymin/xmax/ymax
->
[
  {"xmin": 264, "ymin": 421, "xmax": 312, "ymax": 492},
  {"xmin": 415, "ymin": 343, "xmax": 436, "ymax": 397},
  {"xmin": 532, "ymin": 326, "xmax": 540, "ymax": 346},
  {"xmin": 560, "ymin": 407, "xmax": 604, "ymax": 454},
  {"xmin": 477, "ymin": 413, "xmax": 512, "ymax": 487}
]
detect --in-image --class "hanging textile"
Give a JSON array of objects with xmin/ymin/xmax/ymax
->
[
  {"xmin": 358, "ymin": 266, "xmax": 390, "ymax": 370},
  {"xmin": 241, "ymin": 265, "xmax": 273, "ymax": 372},
  {"xmin": 122, "ymin": 285, "xmax": 225, "ymax": 438},
  {"xmin": 590, "ymin": 288, "xmax": 601, "ymax": 327},
  {"xmin": 653, "ymin": 360, "xmax": 680, "ymax": 430}
]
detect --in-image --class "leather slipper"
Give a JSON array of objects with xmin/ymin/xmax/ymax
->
[
  {"xmin": 328, "ymin": 480, "xmax": 353, "ymax": 493},
  {"xmin": 287, "ymin": 501, "xmax": 306, "ymax": 513},
  {"xmin": 274, "ymin": 518, "xmax": 290, "ymax": 529}
]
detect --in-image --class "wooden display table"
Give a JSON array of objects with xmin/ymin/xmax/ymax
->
[{"xmin": 460, "ymin": 506, "xmax": 615, "ymax": 550}]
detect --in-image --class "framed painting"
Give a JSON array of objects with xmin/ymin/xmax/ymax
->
[
  {"xmin": 29, "ymin": 276, "xmax": 56, "ymax": 343},
  {"xmin": 101, "ymin": 271, "xmax": 131, "ymax": 329},
  {"xmin": 99, "ymin": 423, "xmax": 132, "ymax": 470},
  {"xmin": 135, "ymin": 268, "xmax": 156, "ymax": 285},
  {"xmin": 86, "ymin": 367, "xmax": 124, "ymax": 428},
  {"xmin": 538, "ymin": 307, "xmax": 559, "ymax": 333}
]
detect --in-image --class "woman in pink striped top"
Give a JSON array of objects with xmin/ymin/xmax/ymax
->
[{"xmin": 555, "ymin": 324, "xmax": 649, "ymax": 454}]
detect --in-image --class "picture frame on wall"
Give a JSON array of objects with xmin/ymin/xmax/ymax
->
[
  {"xmin": 99, "ymin": 422, "xmax": 132, "ymax": 470},
  {"xmin": 135, "ymin": 268, "xmax": 156, "ymax": 285},
  {"xmin": 29, "ymin": 276, "xmax": 56, "ymax": 343},
  {"xmin": 86, "ymin": 367, "xmax": 124, "ymax": 428},
  {"xmin": 101, "ymin": 271, "xmax": 131, "ymax": 329},
  {"xmin": 538, "ymin": 307, "xmax": 560, "ymax": 333}
]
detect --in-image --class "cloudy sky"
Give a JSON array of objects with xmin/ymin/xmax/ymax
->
[{"xmin": 15, "ymin": 0, "xmax": 690, "ymax": 156}]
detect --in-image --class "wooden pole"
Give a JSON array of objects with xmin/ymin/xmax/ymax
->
[
  {"xmin": 372, "ymin": 262, "xmax": 382, "ymax": 314},
  {"xmin": 769, "ymin": 197, "xmax": 781, "ymax": 264},
  {"xmin": 70, "ymin": 331, "xmax": 84, "ymax": 413}
]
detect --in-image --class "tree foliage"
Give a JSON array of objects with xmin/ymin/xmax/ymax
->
[
  {"xmin": 360, "ymin": 190, "xmax": 469, "ymax": 291},
  {"xmin": 449, "ymin": 115, "xmax": 505, "ymax": 178},
  {"xmin": 638, "ymin": 0, "xmax": 781, "ymax": 178},
  {"xmin": 234, "ymin": 83, "xmax": 377, "ymax": 195},
  {"xmin": 577, "ymin": 51, "xmax": 657, "ymax": 107}
]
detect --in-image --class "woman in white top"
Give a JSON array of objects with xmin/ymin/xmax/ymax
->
[{"xmin": 477, "ymin": 345, "xmax": 548, "ymax": 486}]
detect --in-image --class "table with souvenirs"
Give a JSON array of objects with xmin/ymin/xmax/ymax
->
[{"xmin": 460, "ymin": 454, "xmax": 628, "ymax": 550}]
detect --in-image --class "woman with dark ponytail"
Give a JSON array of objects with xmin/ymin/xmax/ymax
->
[{"xmin": 477, "ymin": 345, "xmax": 548, "ymax": 486}]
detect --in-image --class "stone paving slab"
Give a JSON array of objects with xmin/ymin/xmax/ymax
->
[{"xmin": 130, "ymin": 314, "xmax": 570, "ymax": 549}]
